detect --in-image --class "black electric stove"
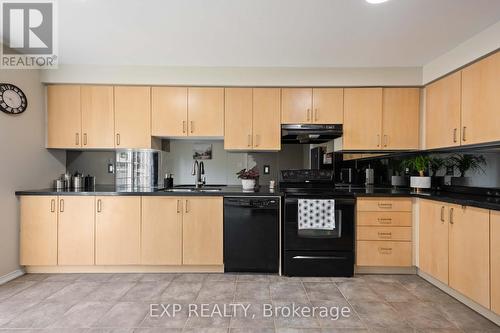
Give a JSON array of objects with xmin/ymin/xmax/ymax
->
[{"xmin": 280, "ymin": 169, "xmax": 355, "ymax": 277}]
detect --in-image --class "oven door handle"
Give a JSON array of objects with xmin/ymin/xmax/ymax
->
[{"xmin": 292, "ymin": 255, "xmax": 348, "ymax": 260}]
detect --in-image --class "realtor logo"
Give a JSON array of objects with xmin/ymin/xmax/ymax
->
[{"xmin": 1, "ymin": 0, "xmax": 57, "ymax": 68}]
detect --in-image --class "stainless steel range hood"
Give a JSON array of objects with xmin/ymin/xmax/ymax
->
[{"xmin": 281, "ymin": 124, "xmax": 343, "ymax": 144}]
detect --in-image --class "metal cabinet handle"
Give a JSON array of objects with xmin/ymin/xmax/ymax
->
[
  {"xmin": 247, "ymin": 134, "xmax": 252, "ymax": 147},
  {"xmin": 190, "ymin": 121, "xmax": 194, "ymax": 134},
  {"xmin": 185, "ymin": 199, "xmax": 189, "ymax": 213},
  {"xmin": 59, "ymin": 199, "xmax": 64, "ymax": 213},
  {"xmin": 255, "ymin": 134, "xmax": 260, "ymax": 147},
  {"xmin": 116, "ymin": 133, "xmax": 120, "ymax": 146},
  {"xmin": 383, "ymin": 135, "xmax": 388, "ymax": 147},
  {"xmin": 83, "ymin": 133, "xmax": 88, "ymax": 146},
  {"xmin": 314, "ymin": 108, "xmax": 318, "ymax": 121},
  {"xmin": 50, "ymin": 199, "xmax": 55, "ymax": 213},
  {"xmin": 176, "ymin": 199, "xmax": 181, "ymax": 213},
  {"xmin": 97, "ymin": 199, "xmax": 102, "ymax": 213},
  {"xmin": 306, "ymin": 109, "xmax": 310, "ymax": 121},
  {"xmin": 377, "ymin": 218, "xmax": 393, "ymax": 224},
  {"xmin": 378, "ymin": 203, "xmax": 393, "ymax": 209},
  {"xmin": 449, "ymin": 207, "xmax": 454, "ymax": 224},
  {"xmin": 377, "ymin": 134, "xmax": 380, "ymax": 147},
  {"xmin": 378, "ymin": 247, "xmax": 393, "ymax": 254},
  {"xmin": 378, "ymin": 232, "xmax": 392, "ymax": 239},
  {"xmin": 462, "ymin": 126, "xmax": 467, "ymax": 142},
  {"xmin": 440, "ymin": 206, "xmax": 445, "ymax": 222},
  {"xmin": 182, "ymin": 121, "xmax": 186, "ymax": 134},
  {"xmin": 75, "ymin": 133, "xmax": 80, "ymax": 146},
  {"xmin": 453, "ymin": 128, "xmax": 457, "ymax": 143}
]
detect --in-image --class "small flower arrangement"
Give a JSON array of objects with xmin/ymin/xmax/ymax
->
[{"xmin": 236, "ymin": 166, "xmax": 259, "ymax": 180}]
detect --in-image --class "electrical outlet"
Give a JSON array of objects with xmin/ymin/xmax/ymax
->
[
  {"xmin": 108, "ymin": 163, "xmax": 115, "ymax": 174},
  {"xmin": 263, "ymin": 165, "xmax": 270, "ymax": 174}
]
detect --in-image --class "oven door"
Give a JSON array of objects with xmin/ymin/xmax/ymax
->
[{"xmin": 283, "ymin": 195, "xmax": 355, "ymax": 252}]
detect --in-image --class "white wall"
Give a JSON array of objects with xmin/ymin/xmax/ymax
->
[{"xmin": 0, "ymin": 69, "xmax": 65, "ymax": 278}]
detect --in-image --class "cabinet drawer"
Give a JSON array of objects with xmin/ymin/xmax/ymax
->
[
  {"xmin": 357, "ymin": 198, "xmax": 412, "ymax": 212},
  {"xmin": 357, "ymin": 226, "xmax": 412, "ymax": 241},
  {"xmin": 357, "ymin": 211, "xmax": 412, "ymax": 226},
  {"xmin": 357, "ymin": 241, "xmax": 412, "ymax": 267}
]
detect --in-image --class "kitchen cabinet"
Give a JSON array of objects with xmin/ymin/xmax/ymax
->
[
  {"xmin": 114, "ymin": 86, "xmax": 152, "ymax": 148},
  {"xmin": 47, "ymin": 85, "xmax": 81, "ymax": 149},
  {"xmin": 151, "ymin": 87, "xmax": 188, "ymax": 137},
  {"xmin": 461, "ymin": 51, "xmax": 500, "ymax": 145},
  {"xmin": 187, "ymin": 87, "xmax": 224, "ymax": 136},
  {"xmin": 425, "ymin": 72, "xmax": 462, "ymax": 149},
  {"xmin": 418, "ymin": 199, "xmax": 449, "ymax": 284},
  {"xmin": 182, "ymin": 197, "xmax": 223, "ymax": 265},
  {"xmin": 224, "ymin": 88, "xmax": 281, "ymax": 150},
  {"xmin": 357, "ymin": 241, "xmax": 412, "ymax": 267},
  {"xmin": 382, "ymin": 88, "xmax": 420, "ymax": 150},
  {"xmin": 20, "ymin": 196, "xmax": 58, "ymax": 266},
  {"xmin": 57, "ymin": 196, "xmax": 95, "ymax": 266},
  {"xmin": 141, "ymin": 197, "xmax": 183, "ymax": 265},
  {"xmin": 281, "ymin": 88, "xmax": 343, "ymax": 124},
  {"xmin": 491, "ymin": 211, "xmax": 500, "ymax": 315},
  {"xmin": 449, "ymin": 204, "xmax": 490, "ymax": 308},
  {"xmin": 95, "ymin": 196, "xmax": 141, "ymax": 265},
  {"xmin": 81, "ymin": 86, "xmax": 115, "ymax": 148},
  {"xmin": 343, "ymin": 88, "xmax": 383, "ymax": 150}
]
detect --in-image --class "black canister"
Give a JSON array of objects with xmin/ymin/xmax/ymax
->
[
  {"xmin": 84, "ymin": 175, "xmax": 95, "ymax": 190},
  {"xmin": 164, "ymin": 174, "xmax": 174, "ymax": 189}
]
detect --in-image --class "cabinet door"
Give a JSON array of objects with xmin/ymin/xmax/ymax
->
[
  {"xmin": 20, "ymin": 196, "xmax": 58, "ymax": 266},
  {"xmin": 47, "ymin": 85, "xmax": 81, "ymax": 148},
  {"xmin": 182, "ymin": 197, "xmax": 223, "ymax": 265},
  {"xmin": 281, "ymin": 88, "xmax": 312, "ymax": 124},
  {"xmin": 253, "ymin": 88, "xmax": 281, "ymax": 150},
  {"xmin": 418, "ymin": 200, "xmax": 449, "ymax": 284},
  {"xmin": 382, "ymin": 88, "xmax": 420, "ymax": 150},
  {"xmin": 312, "ymin": 88, "xmax": 343, "ymax": 124},
  {"xmin": 224, "ymin": 88, "xmax": 253, "ymax": 150},
  {"xmin": 81, "ymin": 86, "xmax": 115, "ymax": 149},
  {"xmin": 114, "ymin": 86, "xmax": 151, "ymax": 148},
  {"xmin": 58, "ymin": 196, "xmax": 95, "ymax": 265},
  {"xmin": 95, "ymin": 196, "xmax": 141, "ymax": 265},
  {"xmin": 188, "ymin": 87, "xmax": 224, "ymax": 136},
  {"xmin": 461, "ymin": 52, "xmax": 500, "ymax": 145},
  {"xmin": 491, "ymin": 211, "xmax": 500, "ymax": 315},
  {"xmin": 343, "ymin": 88, "xmax": 383, "ymax": 150},
  {"xmin": 152, "ymin": 87, "xmax": 188, "ymax": 137},
  {"xmin": 449, "ymin": 205, "xmax": 490, "ymax": 308},
  {"xmin": 425, "ymin": 72, "xmax": 461, "ymax": 149},
  {"xmin": 141, "ymin": 197, "xmax": 183, "ymax": 265}
]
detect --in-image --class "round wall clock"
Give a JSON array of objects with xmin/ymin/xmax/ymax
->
[{"xmin": 0, "ymin": 83, "xmax": 28, "ymax": 115}]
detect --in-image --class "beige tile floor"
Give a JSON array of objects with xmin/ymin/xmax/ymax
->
[{"xmin": 0, "ymin": 273, "xmax": 498, "ymax": 332}]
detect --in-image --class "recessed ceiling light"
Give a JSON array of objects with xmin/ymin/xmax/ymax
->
[{"xmin": 366, "ymin": 0, "xmax": 390, "ymax": 4}]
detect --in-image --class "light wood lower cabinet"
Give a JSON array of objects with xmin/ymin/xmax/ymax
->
[
  {"xmin": 357, "ymin": 198, "xmax": 412, "ymax": 212},
  {"xmin": 20, "ymin": 196, "xmax": 58, "ymax": 266},
  {"xmin": 491, "ymin": 211, "xmax": 500, "ymax": 315},
  {"xmin": 449, "ymin": 204, "xmax": 490, "ymax": 309},
  {"xmin": 58, "ymin": 196, "xmax": 95, "ymax": 266},
  {"xmin": 95, "ymin": 196, "xmax": 141, "ymax": 265},
  {"xmin": 419, "ymin": 199, "xmax": 449, "ymax": 284},
  {"xmin": 182, "ymin": 197, "xmax": 223, "ymax": 265},
  {"xmin": 141, "ymin": 197, "xmax": 183, "ymax": 265},
  {"xmin": 357, "ymin": 241, "xmax": 412, "ymax": 267}
]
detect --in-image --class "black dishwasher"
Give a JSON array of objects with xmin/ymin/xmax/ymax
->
[{"xmin": 224, "ymin": 197, "xmax": 279, "ymax": 273}]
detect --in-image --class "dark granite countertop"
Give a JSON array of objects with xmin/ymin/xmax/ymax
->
[{"xmin": 15, "ymin": 185, "xmax": 500, "ymax": 211}]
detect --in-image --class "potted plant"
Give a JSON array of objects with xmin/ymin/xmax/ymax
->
[
  {"xmin": 448, "ymin": 154, "xmax": 486, "ymax": 186},
  {"xmin": 236, "ymin": 166, "xmax": 259, "ymax": 191},
  {"xmin": 405, "ymin": 155, "xmax": 431, "ymax": 192},
  {"xmin": 429, "ymin": 156, "xmax": 446, "ymax": 189}
]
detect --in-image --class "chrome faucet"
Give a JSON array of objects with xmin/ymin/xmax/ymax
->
[{"xmin": 191, "ymin": 160, "xmax": 205, "ymax": 188}]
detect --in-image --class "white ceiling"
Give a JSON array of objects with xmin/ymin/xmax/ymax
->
[{"xmin": 58, "ymin": 0, "xmax": 500, "ymax": 67}]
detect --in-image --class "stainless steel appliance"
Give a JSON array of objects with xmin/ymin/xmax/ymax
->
[
  {"xmin": 115, "ymin": 149, "xmax": 167, "ymax": 190},
  {"xmin": 281, "ymin": 124, "xmax": 342, "ymax": 144},
  {"xmin": 280, "ymin": 169, "xmax": 355, "ymax": 277}
]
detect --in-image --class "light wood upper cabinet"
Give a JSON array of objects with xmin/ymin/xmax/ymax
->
[
  {"xmin": 382, "ymin": 88, "xmax": 420, "ymax": 150},
  {"xmin": 224, "ymin": 88, "xmax": 253, "ymax": 149},
  {"xmin": 425, "ymin": 72, "xmax": 462, "ymax": 149},
  {"xmin": 253, "ymin": 88, "xmax": 281, "ymax": 150},
  {"xmin": 281, "ymin": 88, "xmax": 312, "ymax": 124},
  {"xmin": 188, "ymin": 87, "xmax": 224, "ymax": 136},
  {"xmin": 182, "ymin": 197, "xmax": 223, "ymax": 265},
  {"xmin": 449, "ymin": 205, "xmax": 490, "ymax": 308},
  {"xmin": 114, "ymin": 86, "xmax": 151, "ymax": 149},
  {"xmin": 152, "ymin": 87, "xmax": 188, "ymax": 137},
  {"xmin": 20, "ymin": 196, "xmax": 58, "ymax": 266},
  {"xmin": 343, "ymin": 88, "xmax": 383, "ymax": 150},
  {"xmin": 419, "ymin": 199, "xmax": 449, "ymax": 284},
  {"xmin": 81, "ymin": 86, "xmax": 114, "ymax": 149},
  {"xmin": 312, "ymin": 88, "xmax": 343, "ymax": 124},
  {"xmin": 461, "ymin": 52, "xmax": 500, "ymax": 146},
  {"xmin": 95, "ymin": 196, "xmax": 141, "ymax": 265},
  {"xmin": 141, "ymin": 197, "xmax": 183, "ymax": 265},
  {"xmin": 491, "ymin": 211, "xmax": 500, "ymax": 315},
  {"xmin": 47, "ymin": 85, "xmax": 81, "ymax": 149},
  {"xmin": 57, "ymin": 196, "xmax": 95, "ymax": 266}
]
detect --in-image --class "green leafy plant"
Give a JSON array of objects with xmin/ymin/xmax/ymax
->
[
  {"xmin": 236, "ymin": 166, "xmax": 259, "ymax": 180},
  {"xmin": 448, "ymin": 154, "xmax": 486, "ymax": 177},
  {"xmin": 429, "ymin": 156, "xmax": 446, "ymax": 177},
  {"xmin": 402, "ymin": 155, "xmax": 430, "ymax": 177}
]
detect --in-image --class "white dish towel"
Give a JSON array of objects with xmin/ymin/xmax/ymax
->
[{"xmin": 298, "ymin": 199, "xmax": 335, "ymax": 230}]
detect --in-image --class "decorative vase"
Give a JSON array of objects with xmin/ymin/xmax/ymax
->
[
  {"xmin": 410, "ymin": 176, "xmax": 431, "ymax": 192},
  {"xmin": 241, "ymin": 179, "xmax": 256, "ymax": 191}
]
